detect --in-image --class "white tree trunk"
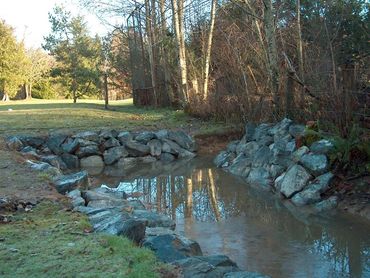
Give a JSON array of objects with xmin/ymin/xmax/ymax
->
[
  {"xmin": 171, "ymin": 0, "xmax": 188, "ymax": 106},
  {"xmin": 203, "ymin": 0, "xmax": 217, "ymax": 100}
]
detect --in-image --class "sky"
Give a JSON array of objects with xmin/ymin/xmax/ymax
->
[{"xmin": 0, "ymin": 0, "xmax": 108, "ymax": 48}]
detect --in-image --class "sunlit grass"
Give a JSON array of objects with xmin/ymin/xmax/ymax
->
[{"xmin": 0, "ymin": 202, "xmax": 162, "ymax": 278}]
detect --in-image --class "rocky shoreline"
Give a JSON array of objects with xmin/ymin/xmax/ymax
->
[
  {"xmin": 5, "ymin": 129, "xmax": 270, "ymax": 277},
  {"xmin": 214, "ymin": 118, "xmax": 339, "ymax": 212}
]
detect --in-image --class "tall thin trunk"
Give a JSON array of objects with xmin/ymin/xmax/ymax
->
[
  {"xmin": 263, "ymin": 0, "xmax": 280, "ymax": 115},
  {"xmin": 2, "ymin": 93, "xmax": 9, "ymax": 101},
  {"xmin": 324, "ymin": 19, "xmax": 337, "ymax": 92},
  {"xmin": 145, "ymin": 0, "xmax": 158, "ymax": 106},
  {"xmin": 171, "ymin": 0, "xmax": 188, "ymax": 106},
  {"xmin": 297, "ymin": 0, "xmax": 304, "ymax": 105},
  {"xmin": 104, "ymin": 73, "xmax": 109, "ymax": 109},
  {"xmin": 203, "ymin": 0, "xmax": 217, "ymax": 100},
  {"xmin": 159, "ymin": 0, "xmax": 175, "ymax": 105}
]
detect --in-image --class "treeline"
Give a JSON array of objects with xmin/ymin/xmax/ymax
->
[
  {"xmin": 0, "ymin": 6, "xmax": 131, "ymax": 102},
  {"xmin": 81, "ymin": 0, "xmax": 369, "ymax": 134}
]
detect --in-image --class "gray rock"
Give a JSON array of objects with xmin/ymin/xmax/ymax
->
[
  {"xmin": 168, "ymin": 130, "xmax": 197, "ymax": 152},
  {"xmin": 140, "ymin": 156, "xmax": 157, "ymax": 163},
  {"xmin": 117, "ymin": 131, "xmax": 133, "ymax": 144},
  {"xmin": 75, "ymin": 145, "xmax": 100, "ymax": 158},
  {"xmin": 285, "ymin": 140, "xmax": 296, "ymax": 153},
  {"xmin": 246, "ymin": 167, "xmax": 271, "ymax": 188},
  {"xmin": 132, "ymin": 210, "xmax": 175, "ymax": 230},
  {"xmin": 242, "ymin": 141, "xmax": 260, "ymax": 158},
  {"xmin": 80, "ymin": 155, "xmax": 104, "ymax": 168},
  {"xmin": 269, "ymin": 118, "xmax": 292, "ymax": 136},
  {"xmin": 87, "ymin": 199, "xmax": 129, "ymax": 208},
  {"xmin": 178, "ymin": 149, "xmax": 197, "ymax": 159},
  {"xmin": 280, "ymin": 165, "xmax": 312, "ymax": 198},
  {"xmin": 46, "ymin": 134, "xmax": 67, "ymax": 155},
  {"xmin": 143, "ymin": 234, "xmax": 202, "ymax": 263},
  {"xmin": 117, "ymin": 157, "xmax": 139, "ymax": 168},
  {"xmin": 61, "ymin": 153, "xmax": 80, "ymax": 169},
  {"xmin": 6, "ymin": 136, "xmax": 23, "ymax": 151},
  {"xmin": 292, "ymin": 146, "xmax": 309, "ymax": 162},
  {"xmin": 155, "ymin": 129, "xmax": 168, "ymax": 140},
  {"xmin": 125, "ymin": 140, "xmax": 150, "ymax": 156},
  {"xmin": 162, "ymin": 139, "xmax": 183, "ymax": 155},
  {"xmin": 308, "ymin": 172, "xmax": 334, "ymax": 193},
  {"xmin": 224, "ymin": 271, "xmax": 270, "ymax": 278},
  {"xmin": 269, "ymin": 164, "xmax": 285, "ymax": 179},
  {"xmin": 61, "ymin": 138, "xmax": 80, "ymax": 154},
  {"xmin": 119, "ymin": 219, "xmax": 146, "ymax": 243},
  {"xmin": 173, "ymin": 255, "xmax": 239, "ymax": 278},
  {"xmin": 310, "ymin": 139, "xmax": 334, "ymax": 155},
  {"xmin": 274, "ymin": 172, "xmax": 285, "ymax": 191},
  {"xmin": 135, "ymin": 131, "xmax": 155, "ymax": 144},
  {"xmin": 228, "ymin": 155, "xmax": 251, "ymax": 177},
  {"xmin": 102, "ymin": 137, "xmax": 121, "ymax": 149},
  {"xmin": 289, "ymin": 124, "xmax": 306, "ymax": 138},
  {"xmin": 160, "ymin": 153, "xmax": 176, "ymax": 162},
  {"xmin": 21, "ymin": 136, "xmax": 45, "ymax": 148},
  {"xmin": 53, "ymin": 171, "xmax": 88, "ymax": 194},
  {"xmin": 26, "ymin": 160, "xmax": 62, "ymax": 177},
  {"xmin": 226, "ymin": 141, "xmax": 239, "ymax": 153},
  {"xmin": 258, "ymin": 136, "xmax": 274, "ymax": 147},
  {"xmin": 99, "ymin": 129, "xmax": 118, "ymax": 139},
  {"xmin": 214, "ymin": 151, "xmax": 236, "ymax": 168},
  {"xmin": 300, "ymin": 153, "xmax": 328, "ymax": 176},
  {"xmin": 148, "ymin": 139, "xmax": 162, "ymax": 157},
  {"xmin": 66, "ymin": 189, "xmax": 81, "ymax": 199},
  {"xmin": 71, "ymin": 197, "xmax": 85, "ymax": 207},
  {"xmin": 73, "ymin": 131, "xmax": 99, "ymax": 143},
  {"xmin": 41, "ymin": 155, "xmax": 67, "ymax": 170},
  {"xmin": 252, "ymin": 146, "xmax": 271, "ymax": 167},
  {"xmin": 313, "ymin": 196, "xmax": 338, "ymax": 212},
  {"xmin": 93, "ymin": 213, "xmax": 132, "ymax": 235},
  {"xmin": 103, "ymin": 146, "xmax": 128, "ymax": 165},
  {"xmin": 252, "ymin": 124, "xmax": 271, "ymax": 141}
]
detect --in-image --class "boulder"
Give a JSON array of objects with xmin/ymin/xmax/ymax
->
[
  {"xmin": 226, "ymin": 141, "xmax": 239, "ymax": 153},
  {"xmin": 228, "ymin": 157, "xmax": 251, "ymax": 177},
  {"xmin": 280, "ymin": 165, "xmax": 311, "ymax": 198},
  {"xmin": 99, "ymin": 129, "xmax": 118, "ymax": 139},
  {"xmin": 310, "ymin": 139, "xmax": 334, "ymax": 155},
  {"xmin": 300, "ymin": 153, "xmax": 328, "ymax": 176},
  {"xmin": 172, "ymin": 255, "xmax": 240, "ymax": 278},
  {"xmin": 142, "ymin": 234, "xmax": 202, "ymax": 263},
  {"xmin": 140, "ymin": 156, "xmax": 157, "ymax": 163},
  {"xmin": 155, "ymin": 129, "xmax": 168, "ymax": 140},
  {"xmin": 292, "ymin": 146, "xmax": 309, "ymax": 162},
  {"xmin": 102, "ymin": 137, "xmax": 121, "ymax": 149},
  {"xmin": 117, "ymin": 157, "xmax": 139, "ymax": 168},
  {"xmin": 148, "ymin": 139, "xmax": 162, "ymax": 157},
  {"xmin": 291, "ymin": 172, "xmax": 334, "ymax": 206},
  {"xmin": 135, "ymin": 131, "xmax": 155, "ymax": 144},
  {"xmin": 73, "ymin": 131, "xmax": 100, "ymax": 143},
  {"xmin": 246, "ymin": 167, "xmax": 271, "ymax": 188},
  {"xmin": 242, "ymin": 141, "xmax": 259, "ymax": 158},
  {"xmin": 252, "ymin": 124, "xmax": 271, "ymax": 141},
  {"xmin": 162, "ymin": 139, "xmax": 182, "ymax": 155},
  {"xmin": 26, "ymin": 160, "xmax": 62, "ymax": 177},
  {"xmin": 53, "ymin": 171, "xmax": 88, "ymax": 194},
  {"xmin": 269, "ymin": 164, "xmax": 285, "ymax": 180},
  {"xmin": 160, "ymin": 153, "xmax": 176, "ymax": 162},
  {"xmin": 313, "ymin": 196, "xmax": 338, "ymax": 212},
  {"xmin": 168, "ymin": 130, "xmax": 197, "ymax": 152},
  {"xmin": 125, "ymin": 140, "xmax": 150, "ymax": 156},
  {"xmin": 80, "ymin": 155, "xmax": 104, "ymax": 168},
  {"xmin": 258, "ymin": 136, "xmax": 274, "ymax": 147},
  {"xmin": 269, "ymin": 118, "xmax": 292, "ymax": 137},
  {"xmin": 119, "ymin": 219, "xmax": 146, "ymax": 243},
  {"xmin": 75, "ymin": 145, "xmax": 100, "ymax": 158},
  {"xmin": 274, "ymin": 172, "xmax": 285, "ymax": 191},
  {"xmin": 46, "ymin": 134, "xmax": 67, "ymax": 155},
  {"xmin": 252, "ymin": 146, "xmax": 271, "ymax": 167},
  {"xmin": 61, "ymin": 153, "xmax": 79, "ymax": 169},
  {"xmin": 61, "ymin": 138, "xmax": 80, "ymax": 154},
  {"xmin": 214, "ymin": 151, "xmax": 236, "ymax": 168},
  {"xmin": 132, "ymin": 210, "xmax": 175, "ymax": 230},
  {"xmin": 6, "ymin": 136, "xmax": 23, "ymax": 151},
  {"xmin": 41, "ymin": 155, "xmax": 67, "ymax": 170},
  {"xmin": 117, "ymin": 131, "xmax": 133, "ymax": 144},
  {"xmin": 21, "ymin": 136, "xmax": 45, "ymax": 148},
  {"xmin": 103, "ymin": 146, "xmax": 128, "ymax": 165},
  {"xmin": 288, "ymin": 124, "xmax": 305, "ymax": 138}
]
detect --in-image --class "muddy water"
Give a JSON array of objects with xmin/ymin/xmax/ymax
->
[{"xmin": 92, "ymin": 157, "xmax": 370, "ymax": 278}]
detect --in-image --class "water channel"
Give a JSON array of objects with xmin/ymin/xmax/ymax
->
[{"xmin": 90, "ymin": 156, "xmax": 370, "ymax": 278}]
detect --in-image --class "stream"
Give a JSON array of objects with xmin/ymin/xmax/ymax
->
[{"xmin": 90, "ymin": 156, "xmax": 370, "ymax": 278}]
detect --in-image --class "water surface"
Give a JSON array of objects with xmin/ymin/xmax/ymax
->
[{"xmin": 91, "ymin": 157, "xmax": 370, "ymax": 278}]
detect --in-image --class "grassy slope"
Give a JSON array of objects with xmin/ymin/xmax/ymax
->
[
  {"xmin": 0, "ymin": 99, "xmax": 238, "ymax": 136},
  {"xmin": 0, "ymin": 202, "xmax": 162, "ymax": 278}
]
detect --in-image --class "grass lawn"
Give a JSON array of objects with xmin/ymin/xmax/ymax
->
[
  {"xmin": 0, "ymin": 202, "xmax": 165, "ymax": 278},
  {"xmin": 0, "ymin": 98, "xmax": 239, "ymax": 136}
]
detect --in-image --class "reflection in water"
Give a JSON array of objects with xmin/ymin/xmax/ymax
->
[{"xmin": 93, "ymin": 157, "xmax": 370, "ymax": 278}]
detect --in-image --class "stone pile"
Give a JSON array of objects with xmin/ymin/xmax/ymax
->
[
  {"xmin": 67, "ymin": 185, "xmax": 269, "ymax": 278},
  {"xmin": 214, "ymin": 118, "xmax": 337, "ymax": 210}
]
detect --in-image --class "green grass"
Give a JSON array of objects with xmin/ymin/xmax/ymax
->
[
  {"xmin": 0, "ymin": 98, "xmax": 238, "ymax": 136},
  {"xmin": 0, "ymin": 202, "xmax": 164, "ymax": 278}
]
